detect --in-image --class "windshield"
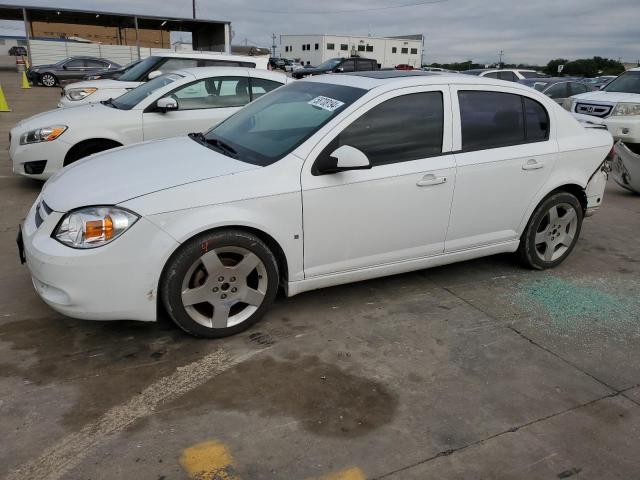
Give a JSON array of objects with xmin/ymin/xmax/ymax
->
[
  {"xmin": 314, "ymin": 58, "xmax": 342, "ymax": 70},
  {"xmin": 109, "ymin": 73, "xmax": 182, "ymax": 110},
  {"xmin": 603, "ymin": 72, "xmax": 640, "ymax": 94},
  {"xmin": 520, "ymin": 71, "xmax": 546, "ymax": 79},
  {"xmin": 118, "ymin": 56, "xmax": 161, "ymax": 82},
  {"xmin": 204, "ymin": 81, "xmax": 366, "ymax": 166}
]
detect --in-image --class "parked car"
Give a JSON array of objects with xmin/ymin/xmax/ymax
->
[
  {"xmin": 58, "ymin": 52, "xmax": 270, "ymax": 107},
  {"xmin": 8, "ymin": 46, "xmax": 27, "ymax": 56},
  {"xmin": 292, "ymin": 57, "xmax": 379, "ymax": 79},
  {"xmin": 284, "ymin": 60, "xmax": 304, "ymax": 72},
  {"xmin": 17, "ymin": 70, "xmax": 612, "ymax": 338},
  {"xmin": 422, "ymin": 67, "xmax": 458, "ymax": 73},
  {"xmin": 82, "ymin": 59, "xmax": 143, "ymax": 81},
  {"xmin": 26, "ymin": 56, "xmax": 120, "ymax": 87},
  {"xmin": 582, "ymin": 76, "xmax": 617, "ymax": 90},
  {"xmin": 519, "ymin": 77, "xmax": 594, "ymax": 104},
  {"xmin": 463, "ymin": 68, "xmax": 547, "ymax": 81},
  {"xmin": 10, "ymin": 67, "xmax": 288, "ymax": 179},
  {"xmin": 395, "ymin": 64, "xmax": 415, "ymax": 70},
  {"xmin": 563, "ymin": 68, "xmax": 640, "ymax": 147},
  {"xmin": 564, "ymin": 68, "xmax": 640, "ymax": 194}
]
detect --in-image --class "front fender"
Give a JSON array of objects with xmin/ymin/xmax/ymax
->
[{"xmin": 142, "ymin": 193, "xmax": 304, "ymax": 282}]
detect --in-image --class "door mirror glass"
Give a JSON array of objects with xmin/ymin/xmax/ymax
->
[
  {"xmin": 316, "ymin": 145, "xmax": 371, "ymax": 174},
  {"xmin": 334, "ymin": 67, "xmax": 344, "ymax": 73},
  {"xmin": 156, "ymin": 97, "xmax": 178, "ymax": 113},
  {"xmin": 148, "ymin": 70, "xmax": 162, "ymax": 80}
]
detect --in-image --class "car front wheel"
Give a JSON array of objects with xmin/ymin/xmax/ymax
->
[
  {"xmin": 518, "ymin": 191, "xmax": 583, "ymax": 269},
  {"xmin": 161, "ymin": 230, "xmax": 279, "ymax": 338},
  {"xmin": 40, "ymin": 73, "xmax": 57, "ymax": 87}
]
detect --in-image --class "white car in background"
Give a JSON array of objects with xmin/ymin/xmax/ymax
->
[
  {"xmin": 563, "ymin": 68, "xmax": 640, "ymax": 193},
  {"xmin": 11, "ymin": 67, "xmax": 287, "ymax": 179},
  {"xmin": 18, "ymin": 71, "xmax": 611, "ymax": 338},
  {"xmin": 463, "ymin": 68, "xmax": 547, "ymax": 82},
  {"xmin": 58, "ymin": 52, "xmax": 269, "ymax": 108}
]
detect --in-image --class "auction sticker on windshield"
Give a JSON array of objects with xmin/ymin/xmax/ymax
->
[{"xmin": 308, "ymin": 96, "xmax": 345, "ymax": 112}]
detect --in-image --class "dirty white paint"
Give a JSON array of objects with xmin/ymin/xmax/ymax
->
[{"xmin": 6, "ymin": 348, "xmax": 262, "ymax": 480}]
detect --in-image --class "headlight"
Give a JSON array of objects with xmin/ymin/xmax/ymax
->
[
  {"xmin": 19, "ymin": 125, "xmax": 67, "ymax": 145},
  {"xmin": 611, "ymin": 103, "xmax": 640, "ymax": 116},
  {"xmin": 53, "ymin": 206, "xmax": 139, "ymax": 249},
  {"xmin": 65, "ymin": 87, "xmax": 97, "ymax": 101},
  {"xmin": 84, "ymin": 75, "xmax": 102, "ymax": 80},
  {"xmin": 562, "ymin": 98, "xmax": 573, "ymax": 111}
]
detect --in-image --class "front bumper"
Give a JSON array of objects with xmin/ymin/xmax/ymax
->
[
  {"xmin": 21, "ymin": 199, "xmax": 179, "ymax": 321},
  {"xmin": 9, "ymin": 129, "xmax": 71, "ymax": 180}
]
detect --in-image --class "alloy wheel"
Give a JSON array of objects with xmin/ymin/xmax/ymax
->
[
  {"xmin": 180, "ymin": 246, "xmax": 268, "ymax": 329},
  {"xmin": 41, "ymin": 74, "xmax": 55, "ymax": 87},
  {"xmin": 534, "ymin": 202, "xmax": 578, "ymax": 262}
]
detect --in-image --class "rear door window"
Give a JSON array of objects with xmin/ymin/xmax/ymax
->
[
  {"xmin": 158, "ymin": 58, "xmax": 199, "ymax": 73},
  {"xmin": 458, "ymin": 91, "xmax": 549, "ymax": 151},
  {"xmin": 250, "ymin": 78, "xmax": 282, "ymax": 100}
]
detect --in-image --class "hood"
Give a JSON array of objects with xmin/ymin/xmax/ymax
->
[
  {"xmin": 63, "ymin": 79, "xmax": 142, "ymax": 91},
  {"xmin": 42, "ymin": 136, "xmax": 259, "ymax": 212},
  {"xmin": 572, "ymin": 90, "xmax": 640, "ymax": 104},
  {"xmin": 12, "ymin": 103, "xmax": 116, "ymax": 131}
]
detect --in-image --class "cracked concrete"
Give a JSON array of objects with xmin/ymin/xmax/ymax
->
[{"xmin": 1, "ymin": 72, "xmax": 640, "ymax": 479}]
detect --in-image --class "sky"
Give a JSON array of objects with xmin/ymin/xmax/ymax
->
[{"xmin": 1, "ymin": 0, "xmax": 638, "ymax": 66}]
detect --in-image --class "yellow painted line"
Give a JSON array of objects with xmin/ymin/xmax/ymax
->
[
  {"xmin": 312, "ymin": 467, "xmax": 366, "ymax": 480},
  {"xmin": 180, "ymin": 440, "xmax": 239, "ymax": 480}
]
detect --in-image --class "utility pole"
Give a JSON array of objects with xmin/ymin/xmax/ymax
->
[
  {"xmin": 498, "ymin": 50, "xmax": 504, "ymax": 67},
  {"xmin": 192, "ymin": 0, "xmax": 196, "ymax": 19},
  {"xmin": 244, "ymin": 38, "xmax": 248, "ymax": 46},
  {"xmin": 271, "ymin": 33, "xmax": 277, "ymax": 57}
]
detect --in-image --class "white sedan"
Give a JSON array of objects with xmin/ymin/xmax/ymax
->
[
  {"xmin": 10, "ymin": 67, "xmax": 288, "ymax": 180},
  {"xmin": 19, "ymin": 71, "xmax": 612, "ymax": 338}
]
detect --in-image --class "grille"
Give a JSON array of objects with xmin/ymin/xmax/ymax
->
[
  {"xmin": 34, "ymin": 200, "xmax": 52, "ymax": 229},
  {"xmin": 575, "ymin": 103, "xmax": 612, "ymax": 118}
]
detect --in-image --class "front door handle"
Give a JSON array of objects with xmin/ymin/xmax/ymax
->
[
  {"xmin": 416, "ymin": 173, "xmax": 447, "ymax": 187},
  {"xmin": 522, "ymin": 158, "xmax": 544, "ymax": 170}
]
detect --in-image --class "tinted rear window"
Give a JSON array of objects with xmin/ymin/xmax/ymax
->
[{"xmin": 459, "ymin": 91, "xmax": 549, "ymax": 151}]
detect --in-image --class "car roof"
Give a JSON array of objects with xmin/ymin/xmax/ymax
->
[
  {"xmin": 149, "ymin": 51, "xmax": 266, "ymax": 62},
  {"xmin": 304, "ymin": 71, "xmax": 539, "ymax": 92},
  {"xmin": 172, "ymin": 66, "xmax": 288, "ymax": 81}
]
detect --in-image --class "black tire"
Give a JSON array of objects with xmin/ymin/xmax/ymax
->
[
  {"xmin": 64, "ymin": 140, "xmax": 121, "ymax": 167},
  {"xmin": 518, "ymin": 191, "xmax": 583, "ymax": 270},
  {"xmin": 160, "ymin": 230, "xmax": 279, "ymax": 338},
  {"xmin": 39, "ymin": 73, "xmax": 57, "ymax": 87}
]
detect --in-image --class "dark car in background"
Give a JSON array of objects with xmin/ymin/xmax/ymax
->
[
  {"xmin": 82, "ymin": 59, "xmax": 142, "ymax": 81},
  {"xmin": 292, "ymin": 57, "xmax": 379, "ymax": 79},
  {"xmin": 8, "ymin": 46, "xmax": 27, "ymax": 56},
  {"xmin": 26, "ymin": 56, "xmax": 120, "ymax": 87},
  {"xmin": 518, "ymin": 77, "xmax": 594, "ymax": 104}
]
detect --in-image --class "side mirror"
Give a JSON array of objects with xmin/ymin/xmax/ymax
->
[
  {"xmin": 334, "ymin": 67, "xmax": 344, "ymax": 73},
  {"xmin": 156, "ymin": 97, "xmax": 178, "ymax": 113},
  {"xmin": 315, "ymin": 145, "xmax": 371, "ymax": 175},
  {"xmin": 148, "ymin": 70, "xmax": 162, "ymax": 80},
  {"xmin": 62, "ymin": 65, "xmax": 68, "ymax": 70}
]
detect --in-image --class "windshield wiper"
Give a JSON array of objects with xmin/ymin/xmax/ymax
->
[
  {"xmin": 189, "ymin": 132, "xmax": 238, "ymax": 158},
  {"xmin": 207, "ymin": 137, "xmax": 238, "ymax": 158},
  {"xmin": 101, "ymin": 98, "xmax": 119, "ymax": 109}
]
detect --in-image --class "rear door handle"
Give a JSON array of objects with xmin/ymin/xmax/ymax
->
[
  {"xmin": 416, "ymin": 174, "xmax": 447, "ymax": 187},
  {"xmin": 522, "ymin": 158, "xmax": 544, "ymax": 170}
]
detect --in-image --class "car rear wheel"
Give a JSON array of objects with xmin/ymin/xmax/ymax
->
[
  {"xmin": 518, "ymin": 192, "xmax": 583, "ymax": 269},
  {"xmin": 40, "ymin": 73, "xmax": 57, "ymax": 87},
  {"xmin": 161, "ymin": 230, "xmax": 279, "ymax": 338}
]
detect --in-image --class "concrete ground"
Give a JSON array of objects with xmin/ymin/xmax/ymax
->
[{"xmin": 1, "ymin": 71, "xmax": 639, "ymax": 480}]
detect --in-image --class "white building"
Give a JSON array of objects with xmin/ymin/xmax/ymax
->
[{"xmin": 280, "ymin": 34, "xmax": 423, "ymax": 69}]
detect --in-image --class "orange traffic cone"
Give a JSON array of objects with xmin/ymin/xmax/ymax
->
[
  {"xmin": 21, "ymin": 71, "xmax": 30, "ymax": 89},
  {"xmin": 0, "ymin": 84, "xmax": 11, "ymax": 112}
]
